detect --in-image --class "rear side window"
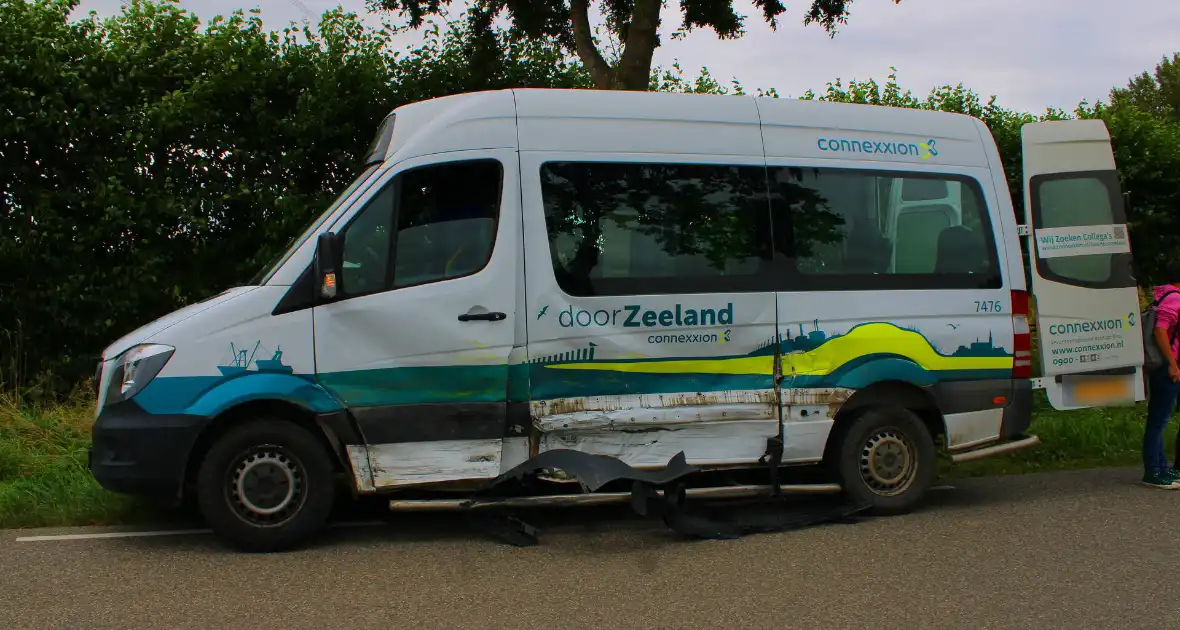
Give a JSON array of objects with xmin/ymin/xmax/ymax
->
[
  {"xmin": 1029, "ymin": 171, "xmax": 1134, "ymax": 289},
  {"xmin": 539, "ymin": 162, "xmax": 774, "ymax": 296},
  {"xmin": 770, "ymin": 167, "xmax": 1002, "ymax": 291}
]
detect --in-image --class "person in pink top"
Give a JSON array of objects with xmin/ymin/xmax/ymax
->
[{"xmin": 1143, "ymin": 264, "xmax": 1180, "ymax": 489}]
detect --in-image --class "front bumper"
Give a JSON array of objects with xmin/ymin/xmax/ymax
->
[{"xmin": 89, "ymin": 399, "xmax": 209, "ymax": 501}]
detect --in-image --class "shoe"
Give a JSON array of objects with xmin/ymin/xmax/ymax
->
[
  {"xmin": 1141, "ymin": 472, "xmax": 1180, "ymax": 489},
  {"xmin": 1166, "ymin": 469, "xmax": 1180, "ymax": 483}
]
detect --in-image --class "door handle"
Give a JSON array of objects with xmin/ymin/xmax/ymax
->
[{"xmin": 458, "ymin": 311, "xmax": 506, "ymax": 322}]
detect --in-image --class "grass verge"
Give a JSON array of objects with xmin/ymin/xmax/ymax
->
[
  {"xmin": 0, "ymin": 393, "xmax": 162, "ymax": 529},
  {"xmin": 0, "ymin": 390, "xmax": 1167, "ymax": 529},
  {"xmin": 943, "ymin": 390, "xmax": 1167, "ymax": 479}
]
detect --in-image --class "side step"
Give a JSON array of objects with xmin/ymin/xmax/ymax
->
[
  {"xmin": 389, "ymin": 483, "xmax": 842, "ymax": 512},
  {"xmin": 950, "ymin": 435, "xmax": 1041, "ymax": 463}
]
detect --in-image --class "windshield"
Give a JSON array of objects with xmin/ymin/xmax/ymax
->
[
  {"xmin": 250, "ymin": 163, "xmax": 382, "ymax": 285},
  {"xmin": 363, "ymin": 114, "xmax": 396, "ymax": 167}
]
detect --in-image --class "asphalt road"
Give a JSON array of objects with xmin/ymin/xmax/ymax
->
[{"xmin": 1, "ymin": 467, "xmax": 1178, "ymax": 629}]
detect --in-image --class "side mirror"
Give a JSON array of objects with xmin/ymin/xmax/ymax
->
[{"xmin": 314, "ymin": 232, "xmax": 341, "ymax": 300}]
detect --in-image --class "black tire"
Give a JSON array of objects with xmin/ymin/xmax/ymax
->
[
  {"xmin": 196, "ymin": 418, "xmax": 336, "ymax": 552},
  {"xmin": 829, "ymin": 406, "xmax": 936, "ymax": 516}
]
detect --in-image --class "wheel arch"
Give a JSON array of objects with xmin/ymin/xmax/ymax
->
[
  {"xmin": 181, "ymin": 399, "xmax": 358, "ymax": 496},
  {"xmin": 823, "ymin": 379, "xmax": 946, "ymax": 461}
]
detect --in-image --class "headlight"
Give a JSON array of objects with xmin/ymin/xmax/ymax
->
[{"xmin": 105, "ymin": 344, "xmax": 175, "ymax": 407}]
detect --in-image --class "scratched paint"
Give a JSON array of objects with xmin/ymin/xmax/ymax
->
[
  {"xmin": 500, "ymin": 436, "xmax": 531, "ymax": 473},
  {"xmin": 349, "ymin": 385, "xmax": 860, "ymax": 492},
  {"xmin": 538, "ymin": 419, "xmax": 779, "ymax": 468},
  {"xmin": 535, "ymin": 401, "xmax": 777, "ymax": 432},
  {"xmin": 527, "ymin": 387, "xmax": 856, "ymax": 471},
  {"xmin": 532, "ymin": 388, "xmax": 777, "ymax": 432},
  {"xmin": 533, "ymin": 389, "xmax": 777, "ymax": 418},
  {"xmin": 346, "ymin": 445, "xmax": 375, "ymax": 493},
  {"xmin": 533, "ymin": 388, "xmax": 778, "ymax": 471},
  {"xmin": 366, "ymin": 439, "xmax": 502, "ymax": 489},
  {"xmin": 777, "ymin": 387, "xmax": 849, "ymax": 464},
  {"xmin": 784, "ymin": 387, "xmax": 853, "ymax": 408}
]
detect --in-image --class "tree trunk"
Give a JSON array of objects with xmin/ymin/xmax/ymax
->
[
  {"xmin": 613, "ymin": 0, "xmax": 661, "ymax": 90},
  {"xmin": 569, "ymin": 0, "xmax": 662, "ymax": 91},
  {"xmin": 570, "ymin": 0, "xmax": 614, "ymax": 89}
]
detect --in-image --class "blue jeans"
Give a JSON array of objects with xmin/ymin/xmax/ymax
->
[{"xmin": 1145, "ymin": 366, "xmax": 1180, "ymax": 475}]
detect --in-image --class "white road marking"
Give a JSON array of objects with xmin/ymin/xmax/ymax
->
[
  {"xmin": 14, "ymin": 521, "xmax": 387, "ymax": 542},
  {"xmin": 932, "ymin": 485, "xmax": 956, "ymax": 491},
  {"xmin": 15, "ymin": 529, "xmax": 211, "ymax": 542}
]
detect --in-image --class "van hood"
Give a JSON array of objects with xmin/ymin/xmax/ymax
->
[{"xmin": 101, "ymin": 286, "xmax": 259, "ymax": 360}]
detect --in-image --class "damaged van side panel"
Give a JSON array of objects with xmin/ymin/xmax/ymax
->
[
  {"xmin": 532, "ymin": 390, "xmax": 780, "ymax": 468},
  {"xmin": 532, "ymin": 389, "xmax": 778, "ymax": 431}
]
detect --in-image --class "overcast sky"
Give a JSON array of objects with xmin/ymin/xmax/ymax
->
[{"xmin": 75, "ymin": 0, "xmax": 1180, "ymax": 114}]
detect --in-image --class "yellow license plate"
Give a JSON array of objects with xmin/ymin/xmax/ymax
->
[{"xmin": 1068, "ymin": 376, "xmax": 1134, "ymax": 406}]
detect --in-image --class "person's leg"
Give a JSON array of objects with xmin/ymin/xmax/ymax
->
[
  {"xmin": 1170, "ymin": 378, "xmax": 1180, "ymax": 472},
  {"xmin": 1144, "ymin": 367, "xmax": 1177, "ymax": 487},
  {"xmin": 1158, "ymin": 377, "xmax": 1177, "ymax": 473},
  {"xmin": 1160, "ymin": 388, "xmax": 1175, "ymax": 475}
]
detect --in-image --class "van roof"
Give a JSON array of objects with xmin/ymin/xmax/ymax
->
[{"xmin": 386, "ymin": 88, "xmax": 991, "ymax": 168}]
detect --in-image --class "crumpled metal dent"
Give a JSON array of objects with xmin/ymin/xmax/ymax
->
[{"xmin": 466, "ymin": 449, "xmax": 699, "ymax": 504}]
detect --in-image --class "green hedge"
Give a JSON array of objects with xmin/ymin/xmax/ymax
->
[{"xmin": 2, "ymin": 0, "xmax": 1177, "ymax": 395}]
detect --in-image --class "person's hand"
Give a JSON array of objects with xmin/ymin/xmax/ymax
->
[{"xmin": 1168, "ymin": 364, "xmax": 1179, "ymax": 383}]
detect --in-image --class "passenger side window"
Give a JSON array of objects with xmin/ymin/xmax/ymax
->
[
  {"xmin": 339, "ymin": 159, "xmax": 502, "ymax": 296},
  {"xmin": 540, "ymin": 162, "xmax": 774, "ymax": 296},
  {"xmin": 391, "ymin": 160, "xmax": 501, "ymax": 288},
  {"xmin": 770, "ymin": 167, "xmax": 1001, "ymax": 290},
  {"xmin": 341, "ymin": 182, "xmax": 395, "ymax": 296}
]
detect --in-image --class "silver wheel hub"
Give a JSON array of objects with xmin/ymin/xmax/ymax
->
[
  {"xmin": 230, "ymin": 449, "xmax": 302, "ymax": 521},
  {"xmin": 859, "ymin": 429, "xmax": 917, "ymax": 496}
]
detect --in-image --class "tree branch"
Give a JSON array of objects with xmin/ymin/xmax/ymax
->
[
  {"xmin": 570, "ymin": 0, "xmax": 614, "ymax": 89},
  {"xmin": 614, "ymin": 0, "xmax": 661, "ymax": 90}
]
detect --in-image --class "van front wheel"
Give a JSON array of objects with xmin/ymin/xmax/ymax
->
[
  {"xmin": 196, "ymin": 419, "xmax": 336, "ymax": 552},
  {"xmin": 831, "ymin": 406, "xmax": 936, "ymax": 516}
]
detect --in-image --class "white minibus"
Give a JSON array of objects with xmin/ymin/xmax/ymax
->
[{"xmin": 89, "ymin": 89, "xmax": 1144, "ymax": 550}]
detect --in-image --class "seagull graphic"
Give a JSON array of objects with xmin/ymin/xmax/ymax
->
[
  {"xmin": 947, "ymin": 324, "xmax": 959, "ymax": 330},
  {"xmin": 537, "ymin": 305, "xmax": 549, "ymax": 320}
]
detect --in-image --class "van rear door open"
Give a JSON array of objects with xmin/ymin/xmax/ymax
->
[{"xmin": 1021, "ymin": 119, "xmax": 1145, "ymax": 411}]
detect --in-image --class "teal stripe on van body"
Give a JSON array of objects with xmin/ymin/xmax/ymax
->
[
  {"xmin": 134, "ymin": 372, "xmax": 341, "ymax": 417},
  {"xmin": 317, "ymin": 364, "xmax": 509, "ymax": 407},
  {"xmin": 527, "ymin": 364, "xmax": 775, "ymax": 400},
  {"xmin": 789, "ymin": 355, "xmax": 1011, "ymax": 390},
  {"xmin": 507, "ymin": 363, "xmax": 531, "ymax": 403},
  {"xmin": 134, "ymin": 375, "xmax": 221, "ymax": 415},
  {"xmin": 131, "ymin": 357, "xmax": 1010, "ymax": 418},
  {"xmin": 925, "ymin": 369, "xmax": 1014, "ymax": 382},
  {"xmin": 814, "ymin": 355, "xmax": 938, "ymax": 389}
]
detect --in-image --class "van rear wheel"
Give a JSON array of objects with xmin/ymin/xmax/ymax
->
[
  {"xmin": 196, "ymin": 419, "xmax": 336, "ymax": 552},
  {"xmin": 830, "ymin": 406, "xmax": 936, "ymax": 515}
]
